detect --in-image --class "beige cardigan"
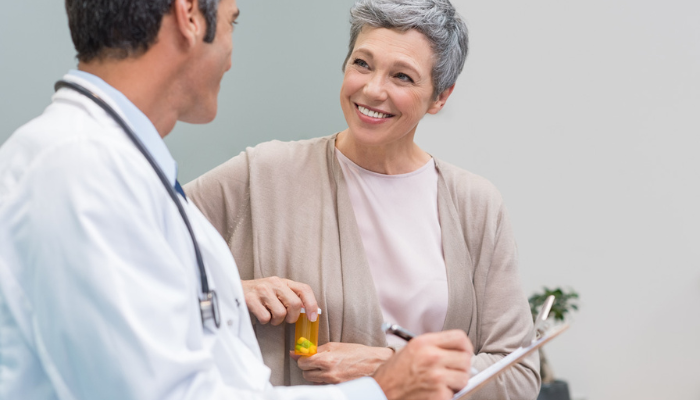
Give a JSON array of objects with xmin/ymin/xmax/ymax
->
[{"xmin": 185, "ymin": 135, "xmax": 540, "ymax": 399}]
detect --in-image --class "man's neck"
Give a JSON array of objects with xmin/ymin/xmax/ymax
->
[{"xmin": 79, "ymin": 53, "xmax": 180, "ymax": 138}]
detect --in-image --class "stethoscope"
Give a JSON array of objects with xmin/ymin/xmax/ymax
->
[{"xmin": 55, "ymin": 80, "xmax": 221, "ymax": 329}]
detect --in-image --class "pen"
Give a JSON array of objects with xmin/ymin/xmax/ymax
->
[
  {"xmin": 520, "ymin": 294, "xmax": 555, "ymax": 348},
  {"xmin": 381, "ymin": 322, "xmax": 480, "ymax": 376}
]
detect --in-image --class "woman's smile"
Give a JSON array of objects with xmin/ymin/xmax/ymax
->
[{"xmin": 355, "ymin": 103, "xmax": 395, "ymax": 124}]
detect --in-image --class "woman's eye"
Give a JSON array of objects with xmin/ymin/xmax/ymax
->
[
  {"xmin": 353, "ymin": 58, "xmax": 369, "ymax": 69},
  {"xmin": 395, "ymin": 73, "xmax": 414, "ymax": 83}
]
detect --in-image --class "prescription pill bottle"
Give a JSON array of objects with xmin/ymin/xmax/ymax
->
[{"xmin": 294, "ymin": 308, "xmax": 321, "ymax": 356}]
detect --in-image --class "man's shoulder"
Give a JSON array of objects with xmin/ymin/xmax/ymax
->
[
  {"xmin": 3, "ymin": 95, "xmax": 133, "ymax": 160},
  {"xmin": 0, "ymin": 103, "xmax": 152, "ymax": 204}
]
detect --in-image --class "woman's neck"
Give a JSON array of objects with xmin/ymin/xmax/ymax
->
[{"xmin": 335, "ymin": 129, "xmax": 431, "ymax": 175}]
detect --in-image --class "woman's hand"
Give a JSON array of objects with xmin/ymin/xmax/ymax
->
[
  {"xmin": 291, "ymin": 342, "xmax": 394, "ymax": 384},
  {"xmin": 241, "ymin": 277, "xmax": 318, "ymax": 325}
]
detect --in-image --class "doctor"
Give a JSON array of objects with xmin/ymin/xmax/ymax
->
[{"xmin": 0, "ymin": 0, "xmax": 474, "ymax": 399}]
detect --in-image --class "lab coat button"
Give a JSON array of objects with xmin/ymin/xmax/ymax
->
[{"xmin": 227, "ymin": 319, "xmax": 234, "ymax": 326}]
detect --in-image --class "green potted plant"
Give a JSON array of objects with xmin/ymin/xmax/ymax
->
[{"xmin": 528, "ymin": 287, "xmax": 579, "ymax": 400}]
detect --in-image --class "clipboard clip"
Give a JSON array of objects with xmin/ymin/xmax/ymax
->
[{"xmin": 521, "ymin": 294, "xmax": 555, "ymax": 347}]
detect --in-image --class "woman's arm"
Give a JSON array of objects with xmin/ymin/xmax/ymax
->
[
  {"xmin": 294, "ymin": 343, "xmax": 395, "ymax": 384},
  {"xmin": 185, "ymin": 151, "xmax": 251, "ymax": 242},
  {"xmin": 185, "ymin": 153, "xmax": 320, "ymax": 325},
  {"xmin": 469, "ymin": 202, "xmax": 541, "ymax": 400}
]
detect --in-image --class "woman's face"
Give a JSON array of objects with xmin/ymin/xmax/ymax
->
[{"xmin": 340, "ymin": 27, "xmax": 451, "ymax": 148}]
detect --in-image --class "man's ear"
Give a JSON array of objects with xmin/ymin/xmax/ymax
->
[
  {"xmin": 172, "ymin": 0, "xmax": 205, "ymax": 47},
  {"xmin": 427, "ymin": 84, "xmax": 456, "ymax": 115}
]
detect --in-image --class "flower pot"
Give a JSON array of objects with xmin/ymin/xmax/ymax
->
[{"xmin": 537, "ymin": 379, "xmax": 571, "ymax": 400}]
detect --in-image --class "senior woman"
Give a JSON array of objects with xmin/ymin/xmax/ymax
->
[{"xmin": 186, "ymin": 0, "xmax": 539, "ymax": 398}]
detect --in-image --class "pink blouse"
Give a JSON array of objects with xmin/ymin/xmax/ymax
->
[{"xmin": 336, "ymin": 149, "xmax": 448, "ymax": 348}]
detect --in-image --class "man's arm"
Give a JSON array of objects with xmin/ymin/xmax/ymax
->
[
  {"xmin": 374, "ymin": 330, "xmax": 473, "ymax": 400},
  {"xmin": 14, "ymin": 140, "xmax": 350, "ymax": 400}
]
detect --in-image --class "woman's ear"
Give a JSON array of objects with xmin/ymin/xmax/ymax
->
[
  {"xmin": 427, "ymin": 84, "xmax": 456, "ymax": 115},
  {"xmin": 172, "ymin": 0, "xmax": 205, "ymax": 47}
]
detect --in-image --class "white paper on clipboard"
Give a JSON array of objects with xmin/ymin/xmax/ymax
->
[{"xmin": 452, "ymin": 324, "xmax": 569, "ymax": 399}]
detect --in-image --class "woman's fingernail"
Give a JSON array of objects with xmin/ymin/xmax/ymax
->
[{"xmin": 309, "ymin": 312, "xmax": 317, "ymax": 322}]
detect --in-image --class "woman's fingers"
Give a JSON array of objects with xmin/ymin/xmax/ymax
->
[
  {"xmin": 241, "ymin": 277, "xmax": 319, "ymax": 325},
  {"xmin": 288, "ymin": 350, "xmax": 302, "ymax": 362},
  {"xmin": 301, "ymin": 368, "xmax": 332, "ymax": 384},
  {"xmin": 295, "ymin": 350, "xmax": 323, "ymax": 371},
  {"xmin": 245, "ymin": 296, "xmax": 273, "ymax": 324},
  {"xmin": 264, "ymin": 290, "xmax": 289, "ymax": 326},
  {"xmin": 295, "ymin": 352, "xmax": 338, "ymax": 384},
  {"xmin": 241, "ymin": 279, "xmax": 274, "ymax": 323},
  {"xmin": 292, "ymin": 342, "xmax": 392, "ymax": 384},
  {"xmin": 286, "ymin": 280, "xmax": 319, "ymax": 322}
]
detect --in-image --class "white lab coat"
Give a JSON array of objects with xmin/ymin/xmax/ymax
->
[{"xmin": 0, "ymin": 74, "xmax": 378, "ymax": 400}]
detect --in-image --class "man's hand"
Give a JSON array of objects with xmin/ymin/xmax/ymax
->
[
  {"xmin": 241, "ymin": 277, "xmax": 318, "ymax": 325},
  {"xmin": 291, "ymin": 342, "xmax": 394, "ymax": 384},
  {"xmin": 373, "ymin": 330, "xmax": 473, "ymax": 400}
]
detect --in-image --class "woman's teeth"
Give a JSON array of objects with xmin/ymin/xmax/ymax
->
[{"xmin": 358, "ymin": 105, "xmax": 390, "ymax": 119}]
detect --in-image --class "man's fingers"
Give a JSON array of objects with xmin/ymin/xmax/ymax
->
[
  {"xmin": 440, "ymin": 368, "xmax": 471, "ymax": 393},
  {"xmin": 434, "ymin": 348, "xmax": 472, "ymax": 373},
  {"xmin": 416, "ymin": 330, "xmax": 473, "ymax": 353},
  {"xmin": 286, "ymin": 281, "xmax": 319, "ymax": 322}
]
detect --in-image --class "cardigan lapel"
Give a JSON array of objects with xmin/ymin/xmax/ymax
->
[
  {"xmin": 327, "ymin": 136, "xmax": 388, "ymax": 347},
  {"xmin": 435, "ymin": 159, "xmax": 478, "ymax": 344}
]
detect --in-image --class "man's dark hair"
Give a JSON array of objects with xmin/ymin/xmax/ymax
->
[{"xmin": 65, "ymin": 0, "xmax": 220, "ymax": 62}]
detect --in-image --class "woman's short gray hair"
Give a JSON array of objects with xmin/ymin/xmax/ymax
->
[{"xmin": 343, "ymin": 0, "xmax": 468, "ymax": 98}]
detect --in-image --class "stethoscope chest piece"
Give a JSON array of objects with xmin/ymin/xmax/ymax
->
[{"xmin": 200, "ymin": 290, "xmax": 221, "ymax": 328}]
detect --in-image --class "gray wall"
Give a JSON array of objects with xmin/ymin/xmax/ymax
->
[
  {"xmin": 165, "ymin": 0, "xmax": 357, "ymax": 182},
  {"xmin": 1, "ymin": 2, "xmax": 76, "ymax": 143},
  {"xmin": 0, "ymin": 0, "xmax": 356, "ymax": 182},
  {"xmin": 419, "ymin": 1, "xmax": 700, "ymax": 399},
  {"xmin": 1, "ymin": 1, "xmax": 699, "ymax": 399}
]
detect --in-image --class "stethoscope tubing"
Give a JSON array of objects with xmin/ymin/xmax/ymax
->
[{"xmin": 54, "ymin": 80, "xmax": 220, "ymax": 328}]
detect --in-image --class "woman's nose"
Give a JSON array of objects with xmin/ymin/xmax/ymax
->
[{"xmin": 363, "ymin": 73, "xmax": 388, "ymax": 102}]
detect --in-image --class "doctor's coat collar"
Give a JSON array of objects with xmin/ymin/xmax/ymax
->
[{"xmin": 64, "ymin": 70, "xmax": 179, "ymax": 187}]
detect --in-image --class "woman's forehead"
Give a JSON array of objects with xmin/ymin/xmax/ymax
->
[{"xmin": 353, "ymin": 27, "xmax": 435, "ymax": 66}]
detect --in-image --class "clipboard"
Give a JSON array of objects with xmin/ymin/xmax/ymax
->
[{"xmin": 452, "ymin": 324, "xmax": 569, "ymax": 399}]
